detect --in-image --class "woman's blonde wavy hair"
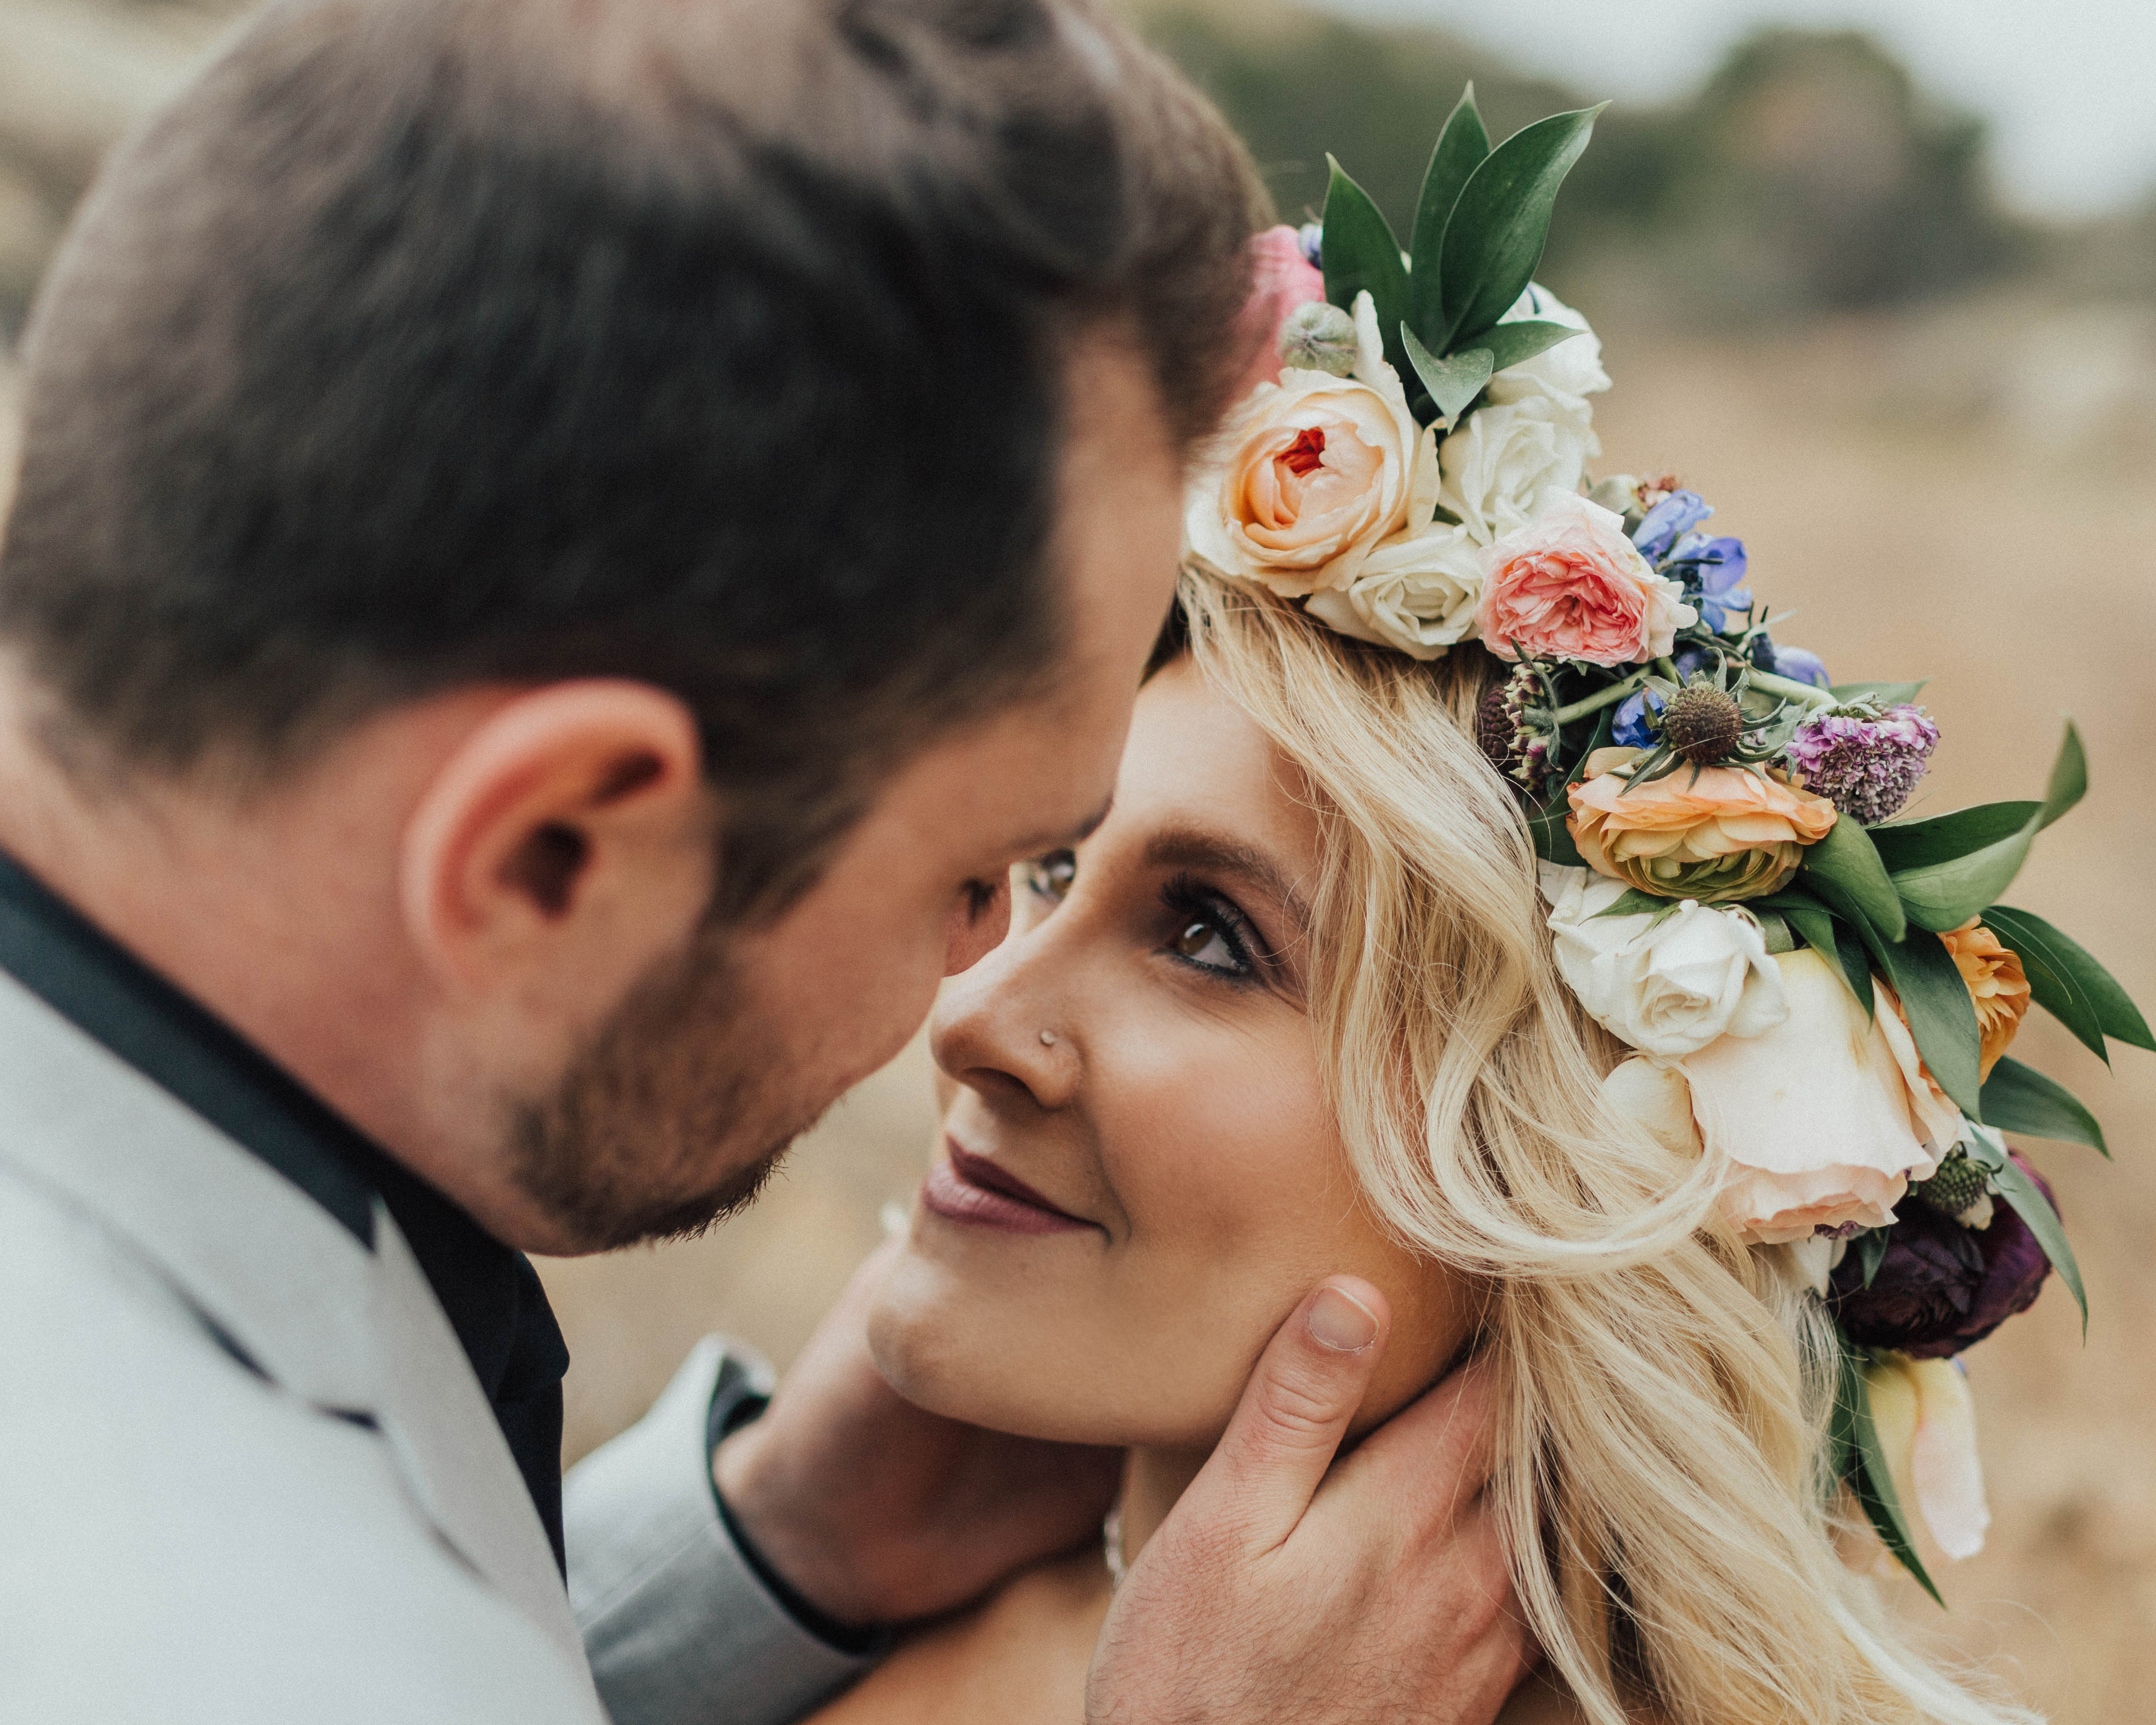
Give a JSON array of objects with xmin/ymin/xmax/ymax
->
[{"xmin": 1174, "ymin": 565, "xmax": 2033, "ymax": 1725}]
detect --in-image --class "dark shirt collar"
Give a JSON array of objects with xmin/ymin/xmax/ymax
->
[{"xmin": 0, "ymin": 848, "xmax": 569, "ymax": 1569}]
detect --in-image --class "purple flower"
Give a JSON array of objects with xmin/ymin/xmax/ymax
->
[
  {"xmin": 1666, "ymin": 533, "xmax": 1751, "ymax": 631},
  {"xmin": 1766, "ymin": 641, "xmax": 1831, "ymax": 689},
  {"xmin": 1828, "ymin": 1157, "xmax": 2055, "ymax": 1358},
  {"xmin": 1297, "ymin": 222, "xmax": 1323, "ymax": 269},
  {"xmin": 1612, "ymin": 689, "xmax": 1660, "ymax": 747},
  {"xmin": 1631, "ymin": 489, "xmax": 1714, "ymax": 562},
  {"xmin": 1828, "ymin": 1203, "xmax": 1985, "ymax": 1354},
  {"xmin": 1783, "ymin": 703, "xmax": 1939, "ymax": 824}
]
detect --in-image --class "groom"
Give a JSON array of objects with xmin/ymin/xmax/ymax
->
[{"xmin": 0, "ymin": 0, "xmax": 1524, "ymax": 1720}]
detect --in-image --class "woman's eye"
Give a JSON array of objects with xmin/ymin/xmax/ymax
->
[
  {"xmin": 1022, "ymin": 848, "xmax": 1077, "ymax": 905},
  {"xmin": 1170, "ymin": 917, "xmax": 1239, "ymax": 970}
]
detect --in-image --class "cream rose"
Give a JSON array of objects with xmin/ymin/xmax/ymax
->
[
  {"xmin": 1680, "ymin": 948, "xmax": 1941, "ymax": 1244},
  {"xmin": 1867, "ymin": 1353, "xmax": 1991, "ymax": 1561},
  {"xmin": 1435, "ymin": 393, "xmax": 1597, "ymax": 547},
  {"xmin": 1305, "ymin": 520, "xmax": 1484, "ymax": 660},
  {"xmin": 1487, "ymin": 284, "xmax": 1612, "ymax": 410},
  {"xmin": 1541, "ymin": 864, "xmax": 1787, "ymax": 1059},
  {"xmin": 1184, "ymin": 291, "xmax": 1438, "ymax": 599}
]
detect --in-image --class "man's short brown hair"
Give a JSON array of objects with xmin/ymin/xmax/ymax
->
[{"xmin": 0, "ymin": 0, "xmax": 1266, "ymax": 917}]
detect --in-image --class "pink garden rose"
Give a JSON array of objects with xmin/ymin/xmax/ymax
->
[
  {"xmin": 1476, "ymin": 492, "xmax": 1694, "ymax": 666},
  {"xmin": 1229, "ymin": 225, "xmax": 1327, "ymax": 400}
]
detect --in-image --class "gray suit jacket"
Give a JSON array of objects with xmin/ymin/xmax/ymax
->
[{"xmin": 0, "ymin": 968, "xmax": 870, "ymax": 1722}]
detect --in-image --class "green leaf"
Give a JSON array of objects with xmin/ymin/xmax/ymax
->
[
  {"xmin": 1407, "ymin": 85, "xmax": 1490, "ymax": 344},
  {"xmin": 1755, "ymin": 910, "xmax": 1794, "ymax": 954},
  {"xmin": 1590, "ymin": 886, "xmax": 1673, "ymax": 920},
  {"xmin": 1835, "ymin": 919, "xmax": 1877, "ymax": 1021},
  {"xmin": 1989, "ymin": 1145, "xmax": 2086, "ymax": 1331},
  {"xmin": 1830, "ymin": 680, "xmax": 1929, "ymax": 706},
  {"xmin": 1400, "ymin": 326, "xmax": 1493, "ymax": 424},
  {"xmin": 1890, "ymin": 723, "xmax": 2086, "ymax": 932},
  {"xmin": 1434, "ymin": 104, "xmax": 1605, "ymax": 350},
  {"xmin": 1801, "ymin": 817, "xmax": 1907, "ymax": 942},
  {"xmin": 1981, "ymin": 1057, "xmax": 2108, "ymax": 1157},
  {"xmin": 1835, "ymin": 1341, "xmax": 1944, "ymax": 1606},
  {"xmin": 1984, "ymin": 905, "xmax": 2154, "ymax": 1060},
  {"xmin": 1869, "ymin": 926, "xmax": 1984, "ymax": 1120},
  {"xmin": 1477, "ymin": 318, "xmax": 1584, "ymax": 377},
  {"xmin": 1320, "ymin": 156, "xmax": 1411, "ymax": 380},
  {"xmin": 1870, "ymin": 803, "xmax": 2039, "ymax": 874},
  {"xmin": 1854, "ymin": 1228, "xmax": 1890, "ymax": 1289},
  {"xmin": 1526, "ymin": 708, "xmax": 1612, "ymax": 866}
]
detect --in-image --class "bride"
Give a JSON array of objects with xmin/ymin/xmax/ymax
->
[
  {"xmin": 801, "ymin": 573, "xmax": 2031, "ymax": 1725},
  {"xmin": 779, "ymin": 84, "xmax": 2113, "ymax": 1724}
]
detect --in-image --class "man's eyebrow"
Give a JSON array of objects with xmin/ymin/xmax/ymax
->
[
  {"xmin": 1141, "ymin": 825, "xmax": 1312, "ymax": 935},
  {"xmin": 1013, "ymin": 795, "xmax": 1114, "ymax": 857}
]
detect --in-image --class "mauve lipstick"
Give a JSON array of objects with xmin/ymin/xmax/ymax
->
[{"xmin": 921, "ymin": 1140, "xmax": 1093, "ymax": 1235}]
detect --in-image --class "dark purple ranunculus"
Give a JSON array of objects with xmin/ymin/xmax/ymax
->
[{"xmin": 1828, "ymin": 1156, "xmax": 2057, "ymax": 1358}]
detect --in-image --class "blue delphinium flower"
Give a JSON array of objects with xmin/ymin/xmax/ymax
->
[
  {"xmin": 1665, "ymin": 533, "xmax": 1751, "ymax": 632},
  {"xmin": 1612, "ymin": 689, "xmax": 1661, "ymax": 748},
  {"xmin": 1630, "ymin": 489, "xmax": 1713, "ymax": 562},
  {"xmin": 1297, "ymin": 222, "xmax": 1323, "ymax": 270},
  {"xmin": 1768, "ymin": 642, "xmax": 1831, "ymax": 688}
]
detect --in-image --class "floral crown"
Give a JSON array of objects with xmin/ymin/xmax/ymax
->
[{"xmin": 1183, "ymin": 86, "xmax": 2150, "ymax": 1599}]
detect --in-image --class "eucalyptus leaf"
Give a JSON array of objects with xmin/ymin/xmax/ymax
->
[
  {"xmin": 1890, "ymin": 723, "xmax": 2086, "ymax": 932},
  {"xmin": 1836, "ymin": 1342, "xmax": 1944, "ymax": 1606},
  {"xmin": 1980, "ymin": 1057, "xmax": 2108, "ymax": 1157},
  {"xmin": 1991, "ymin": 1151, "xmax": 2086, "ymax": 1331},
  {"xmin": 1870, "ymin": 803, "xmax": 2039, "ymax": 874},
  {"xmin": 1434, "ymin": 104, "xmax": 1605, "ymax": 351},
  {"xmin": 1984, "ymin": 905, "xmax": 2154, "ymax": 1059},
  {"xmin": 1800, "ymin": 817, "xmax": 1907, "ymax": 942},
  {"xmin": 1589, "ymin": 886, "xmax": 1675, "ymax": 920},
  {"xmin": 1868, "ymin": 926, "xmax": 1983, "ymax": 1120},
  {"xmin": 1755, "ymin": 910, "xmax": 1794, "ymax": 954},
  {"xmin": 1407, "ymin": 86, "xmax": 1490, "ymax": 343},
  {"xmin": 1829, "ymin": 680, "xmax": 1929, "ymax": 706},
  {"xmin": 1401, "ymin": 325, "xmax": 1492, "ymax": 424},
  {"xmin": 1320, "ymin": 156, "xmax": 1410, "ymax": 378}
]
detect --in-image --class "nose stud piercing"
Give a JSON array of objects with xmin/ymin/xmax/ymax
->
[{"xmin": 1039, "ymin": 1030, "xmax": 1057, "ymax": 1047}]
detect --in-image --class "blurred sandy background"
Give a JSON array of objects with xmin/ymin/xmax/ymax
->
[{"xmin": 2, "ymin": 0, "xmax": 2152, "ymax": 1718}]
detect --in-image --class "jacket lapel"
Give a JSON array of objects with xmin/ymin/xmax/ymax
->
[{"xmin": 0, "ymin": 973, "xmax": 592, "ymax": 1696}]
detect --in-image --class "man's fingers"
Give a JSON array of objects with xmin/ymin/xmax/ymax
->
[
  {"xmin": 1175, "ymin": 1278, "xmax": 1390, "ymax": 1556},
  {"xmin": 1342, "ymin": 1350, "xmax": 1502, "ymax": 1527}
]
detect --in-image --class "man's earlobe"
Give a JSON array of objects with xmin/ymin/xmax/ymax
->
[{"xmin": 399, "ymin": 681, "xmax": 710, "ymax": 995}]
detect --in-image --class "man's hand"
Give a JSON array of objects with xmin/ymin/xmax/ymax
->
[
  {"xmin": 713, "ymin": 1239, "xmax": 1123, "ymax": 1628},
  {"xmin": 1087, "ymin": 1279, "xmax": 1529, "ymax": 1725}
]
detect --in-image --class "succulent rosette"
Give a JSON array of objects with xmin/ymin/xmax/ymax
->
[{"xmin": 1185, "ymin": 83, "xmax": 2148, "ymax": 1598}]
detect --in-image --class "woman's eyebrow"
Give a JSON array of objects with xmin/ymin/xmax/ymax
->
[{"xmin": 1142, "ymin": 826, "xmax": 1312, "ymax": 935}]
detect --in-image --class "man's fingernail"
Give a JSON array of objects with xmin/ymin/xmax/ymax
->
[{"xmin": 1306, "ymin": 1285, "xmax": 1379, "ymax": 1352}]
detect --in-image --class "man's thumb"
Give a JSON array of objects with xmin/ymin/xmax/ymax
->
[{"xmin": 1175, "ymin": 1278, "xmax": 1389, "ymax": 1556}]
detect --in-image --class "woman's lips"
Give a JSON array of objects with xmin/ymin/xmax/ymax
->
[{"xmin": 921, "ymin": 1141, "xmax": 1093, "ymax": 1235}]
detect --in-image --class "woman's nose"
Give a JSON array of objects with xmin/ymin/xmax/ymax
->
[{"xmin": 929, "ymin": 921, "xmax": 1079, "ymax": 1113}]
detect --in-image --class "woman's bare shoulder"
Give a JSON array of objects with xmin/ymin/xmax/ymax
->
[{"xmin": 801, "ymin": 1547, "xmax": 1112, "ymax": 1725}]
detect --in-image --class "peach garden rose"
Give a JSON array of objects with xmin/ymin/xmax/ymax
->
[
  {"xmin": 1183, "ymin": 291, "xmax": 1438, "ymax": 600},
  {"xmin": 1568, "ymin": 746, "xmax": 1839, "ymax": 904},
  {"xmin": 1476, "ymin": 492, "xmax": 1694, "ymax": 667}
]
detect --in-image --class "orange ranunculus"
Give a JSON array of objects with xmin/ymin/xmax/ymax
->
[
  {"xmin": 1941, "ymin": 917, "xmax": 2033, "ymax": 1080},
  {"xmin": 1567, "ymin": 746, "xmax": 1839, "ymax": 904}
]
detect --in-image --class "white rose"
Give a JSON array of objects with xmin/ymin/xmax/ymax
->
[
  {"xmin": 1304, "ymin": 519, "xmax": 1483, "ymax": 660},
  {"xmin": 1184, "ymin": 291, "xmax": 1439, "ymax": 599},
  {"xmin": 1540, "ymin": 863, "xmax": 1787, "ymax": 1059},
  {"xmin": 1489, "ymin": 283, "xmax": 1611, "ymax": 410},
  {"xmin": 1681, "ymin": 949, "xmax": 1941, "ymax": 1245},
  {"xmin": 1435, "ymin": 393, "xmax": 1597, "ymax": 547}
]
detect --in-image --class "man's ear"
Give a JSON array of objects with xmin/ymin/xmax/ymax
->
[{"xmin": 399, "ymin": 680, "xmax": 711, "ymax": 1001}]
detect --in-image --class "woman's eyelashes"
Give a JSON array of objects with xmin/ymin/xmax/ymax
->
[{"xmin": 1159, "ymin": 874, "xmax": 1261, "ymax": 981}]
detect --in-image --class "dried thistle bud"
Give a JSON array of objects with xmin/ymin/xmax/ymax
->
[
  {"xmin": 1913, "ymin": 1154, "xmax": 1992, "ymax": 1227},
  {"xmin": 1277, "ymin": 301, "xmax": 1358, "ymax": 376},
  {"xmin": 1660, "ymin": 685, "xmax": 1743, "ymax": 766},
  {"xmin": 1477, "ymin": 669, "xmax": 1553, "ymax": 794}
]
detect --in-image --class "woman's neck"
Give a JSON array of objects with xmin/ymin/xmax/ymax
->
[{"xmin": 1115, "ymin": 1444, "xmax": 1213, "ymax": 1569}]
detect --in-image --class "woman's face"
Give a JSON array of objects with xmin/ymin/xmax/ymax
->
[{"xmin": 868, "ymin": 658, "xmax": 1472, "ymax": 1449}]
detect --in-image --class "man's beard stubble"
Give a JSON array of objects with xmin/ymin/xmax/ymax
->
[{"xmin": 508, "ymin": 913, "xmax": 825, "ymax": 1253}]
